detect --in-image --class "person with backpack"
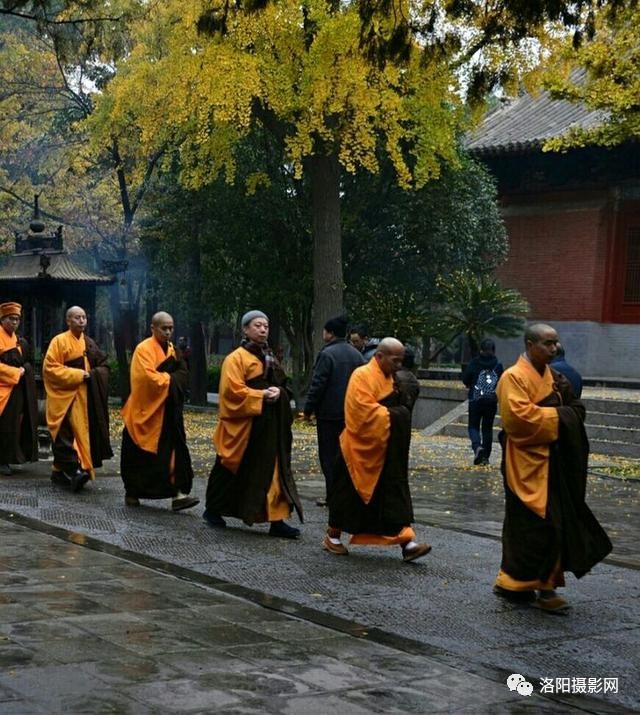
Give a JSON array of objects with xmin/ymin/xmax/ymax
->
[{"xmin": 462, "ymin": 338, "xmax": 503, "ymax": 465}]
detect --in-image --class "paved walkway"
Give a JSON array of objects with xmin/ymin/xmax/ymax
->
[{"xmin": 0, "ymin": 414, "xmax": 638, "ymax": 713}]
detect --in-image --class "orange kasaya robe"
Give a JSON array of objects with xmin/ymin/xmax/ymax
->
[
  {"xmin": 0, "ymin": 326, "xmax": 22, "ymax": 417},
  {"xmin": 213, "ymin": 347, "xmax": 289, "ymax": 522},
  {"xmin": 494, "ymin": 354, "xmax": 563, "ymax": 591},
  {"xmin": 43, "ymin": 330, "xmax": 93, "ymax": 474},
  {"xmin": 121, "ymin": 337, "xmax": 174, "ymax": 454},
  {"xmin": 339, "ymin": 359, "xmax": 414, "ymax": 546}
]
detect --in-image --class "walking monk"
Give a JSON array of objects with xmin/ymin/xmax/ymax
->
[
  {"xmin": 324, "ymin": 338, "xmax": 431, "ymax": 562},
  {"xmin": 494, "ymin": 323, "xmax": 612, "ymax": 612},
  {"xmin": 203, "ymin": 310, "xmax": 303, "ymax": 538},
  {"xmin": 43, "ymin": 306, "xmax": 112, "ymax": 492},
  {"xmin": 0, "ymin": 302, "xmax": 38, "ymax": 475},
  {"xmin": 120, "ymin": 311, "xmax": 198, "ymax": 511}
]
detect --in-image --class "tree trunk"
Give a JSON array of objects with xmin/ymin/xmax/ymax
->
[
  {"xmin": 109, "ymin": 285, "xmax": 131, "ymax": 402},
  {"xmin": 309, "ymin": 153, "xmax": 343, "ymax": 355},
  {"xmin": 188, "ymin": 321, "xmax": 207, "ymax": 405}
]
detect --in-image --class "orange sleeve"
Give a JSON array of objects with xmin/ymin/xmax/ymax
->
[
  {"xmin": 121, "ymin": 339, "xmax": 171, "ymax": 454},
  {"xmin": 497, "ymin": 371, "xmax": 559, "ymax": 447},
  {"xmin": 218, "ymin": 351, "xmax": 264, "ymax": 420},
  {"xmin": 213, "ymin": 349, "xmax": 264, "ymax": 473},
  {"xmin": 339, "ymin": 364, "xmax": 391, "ymax": 504},
  {"xmin": 43, "ymin": 334, "xmax": 86, "ymax": 391}
]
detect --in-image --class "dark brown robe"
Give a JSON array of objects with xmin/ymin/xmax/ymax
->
[
  {"xmin": 328, "ymin": 391, "xmax": 414, "ymax": 536},
  {"xmin": 499, "ymin": 371, "xmax": 612, "ymax": 582},
  {"xmin": 120, "ymin": 355, "xmax": 194, "ymax": 499},
  {"xmin": 0, "ymin": 339, "xmax": 38, "ymax": 463},
  {"xmin": 205, "ymin": 361, "xmax": 303, "ymax": 526}
]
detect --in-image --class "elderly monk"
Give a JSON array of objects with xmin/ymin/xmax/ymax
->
[
  {"xmin": 0, "ymin": 302, "xmax": 38, "ymax": 476},
  {"xmin": 203, "ymin": 310, "xmax": 303, "ymax": 538},
  {"xmin": 120, "ymin": 311, "xmax": 198, "ymax": 511},
  {"xmin": 324, "ymin": 338, "xmax": 430, "ymax": 562},
  {"xmin": 494, "ymin": 323, "xmax": 612, "ymax": 613},
  {"xmin": 43, "ymin": 306, "xmax": 112, "ymax": 491}
]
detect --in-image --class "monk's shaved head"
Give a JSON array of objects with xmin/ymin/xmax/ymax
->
[
  {"xmin": 375, "ymin": 337, "xmax": 405, "ymax": 376},
  {"xmin": 66, "ymin": 305, "xmax": 86, "ymax": 320},
  {"xmin": 376, "ymin": 337, "xmax": 404, "ymax": 354},
  {"xmin": 151, "ymin": 311, "xmax": 173, "ymax": 326},
  {"xmin": 524, "ymin": 323, "xmax": 555, "ymax": 345}
]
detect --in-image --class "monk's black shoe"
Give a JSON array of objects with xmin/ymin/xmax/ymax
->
[
  {"xmin": 70, "ymin": 470, "xmax": 91, "ymax": 493},
  {"xmin": 269, "ymin": 520, "xmax": 300, "ymax": 539},
  {"xmin": 172, "ymin": 495, "xmax": 200, "ymax": 512},
  {"xmin": 203, "ymin": 510, "xmax": 226, "ymax": 528},
  {"xmin": 402, "ymin": 543, "xmax": 431, "ymax": 562},
  {"xmin": 0, "ymin": 464, "xmax": 13, "ymax": 476},
  {"xmin": 51, "ymin": 470, "xmax": 72, "ymax": 488}
]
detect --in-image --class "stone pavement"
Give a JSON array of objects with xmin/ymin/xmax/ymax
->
[
  {"xmin": 0, "ymin": 418, "xmax": 638, "ymax": 714},
  {"xmin": 1, "ymin": 515, "xmax": 611, "ymax": 715}
]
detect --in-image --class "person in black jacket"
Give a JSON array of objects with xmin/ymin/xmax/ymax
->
[
  {"xmin": 304, "ymin": 316, "xmax": 365, "ymax": 506},
  {"xmin": 462, "ymin": 338, "xmax": 504, "ymax": 465}
]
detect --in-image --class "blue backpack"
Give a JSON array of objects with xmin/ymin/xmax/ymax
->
[{"xmin": 472, "ymin": 368, "xmax": 498, "ymax": 402}]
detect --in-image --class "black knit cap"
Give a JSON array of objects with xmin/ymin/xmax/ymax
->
[{"xmin": 324, "ymin": 315, "xmax": 348, "ymax": 338}]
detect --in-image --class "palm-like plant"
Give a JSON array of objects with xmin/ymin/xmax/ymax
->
[{"xmin": 427, "ymin": 270, "xmax": 529, "ymax": 357}]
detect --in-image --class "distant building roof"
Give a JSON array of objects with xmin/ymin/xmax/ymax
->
[
  {"xmin": 467, "ymin": 85, "xmax": 607, "ymax": 156},
  {"xmin": 0, "ymin": 253, "xmax": 113, "ymax": 283}
]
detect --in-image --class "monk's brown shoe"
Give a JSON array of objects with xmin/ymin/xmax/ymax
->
[
  {"xmin": 532, "ymin": 595, "xmax": 570, "ymax": 614},
  {"xmin": 402, "ymin": 543, "xmax": 432, "ymax": 563},
  {"xmin": 493, "ymin": 585, "xmax": 536, "ymax": 603},
  {"xmin": 125, "ymin": 495, "xmax": 141, "ymax": 507},
  {"xmin": 323, "ymin": 534, "xmax": 348, "ymax": 555}
]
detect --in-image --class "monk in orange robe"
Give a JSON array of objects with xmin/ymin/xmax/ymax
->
[
  {"xmin": 203, "ymin": 310, "xmax": 303, "ymax": 538},
  {"xmin": 494, "ymin": 323, "xmax": 611, "ymax": 613},
  {"xmin": 43, "ymin": 306, "xmax": 112, "ymax": 492},
  {"xmin": 120, "ymin": 311, "xmax": 198, "ymax": 511},
  {"xmin": 324, "ymin": 338, "xmax": 430, "ymax": 562},
  {"xmin": 0, "ymin": 302, "xmax": 38, "ymax": 475}
]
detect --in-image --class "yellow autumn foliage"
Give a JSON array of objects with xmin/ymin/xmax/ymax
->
[{"xmin": 87, "ymin": 0, "xmax": 464, "ymax": 189}]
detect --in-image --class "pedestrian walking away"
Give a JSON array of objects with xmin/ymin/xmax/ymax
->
[
  {"xmin": 204, "ymin": 310, "xmax": 303, "ymax": 538},
  {"xmin": 0, "ymin": 302, "xmax": 38, "ymax": 476},
  {"xmin": 494, "ymin": 323, "xmax": 612, "ymax": 613},
  {"xmin": 550, "ymin": 343, "xmax": 583, "ymax": 399},
  {"xmin": 120, "ymin": 311, "xmax": 198, "ymax": 511},
  {"xmin": 303, "ymin": 315, "xmax": 364, "ymax": 507},
  {"xmin": 325, "ymin": 338, "xmax": 430, "ymax": 562},
  {"xmin": 43, "ymin": 305, "xmax": 112, "ymax": 492},
  {"xmin": 462, "ymin": 338, "xmax": 503, "ymax": 465}
]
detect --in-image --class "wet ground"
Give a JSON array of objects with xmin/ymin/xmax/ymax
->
[{"xmin": 0, "ymin": 409, "xmax": 638, "ymax": 713}]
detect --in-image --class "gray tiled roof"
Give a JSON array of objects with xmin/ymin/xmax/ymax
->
[
  {"xmin": 467, "ymin": 87, "xmax": 607, "ymax": 155},
  {"xmin": 0, "ymin": 253, "xmax": 113, "ymax": 283}
]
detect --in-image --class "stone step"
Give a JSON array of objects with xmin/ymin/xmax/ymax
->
[
  {"xmin": 582, "ymin": 398, "xmax": 640, "ymax": 416},
  {"xmin": 588, "ymin": 439, "xmax": 640, "ymax": 458},
  {"xmin": 440, "ymin": 421, "xmax": 639, "ymax": 457},
  {"xmin": 450, "ymin": 413, "xmax": 640, "ymax": 432},
  {"xmin": 586, "ymin": 411, "xmax": 640, "ymax": 429}
]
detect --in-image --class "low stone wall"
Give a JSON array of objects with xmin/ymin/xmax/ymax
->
[{"xmin": 413, "ymin": 385, "xmax": 466, "ymax": 430}]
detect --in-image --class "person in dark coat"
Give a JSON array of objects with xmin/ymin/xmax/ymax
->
[
  {"xmin": 303, "ymin": 315, "xmax": 364, "ymax": 506},
  {"xmin": 349, "ymin": 324, "xmax": 379, "ymax": 361},
  {"xmin": 551, "ymin": 344, "xmax": 583, "ymax": 398},
  {"xmin": 462, "ymin": 338, "xmax": 503, "ymax": 465}
]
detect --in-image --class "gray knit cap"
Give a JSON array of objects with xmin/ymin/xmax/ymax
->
[{"xmin": 241, "ymin": 310, "xmax": 268, "ymax": 327}]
